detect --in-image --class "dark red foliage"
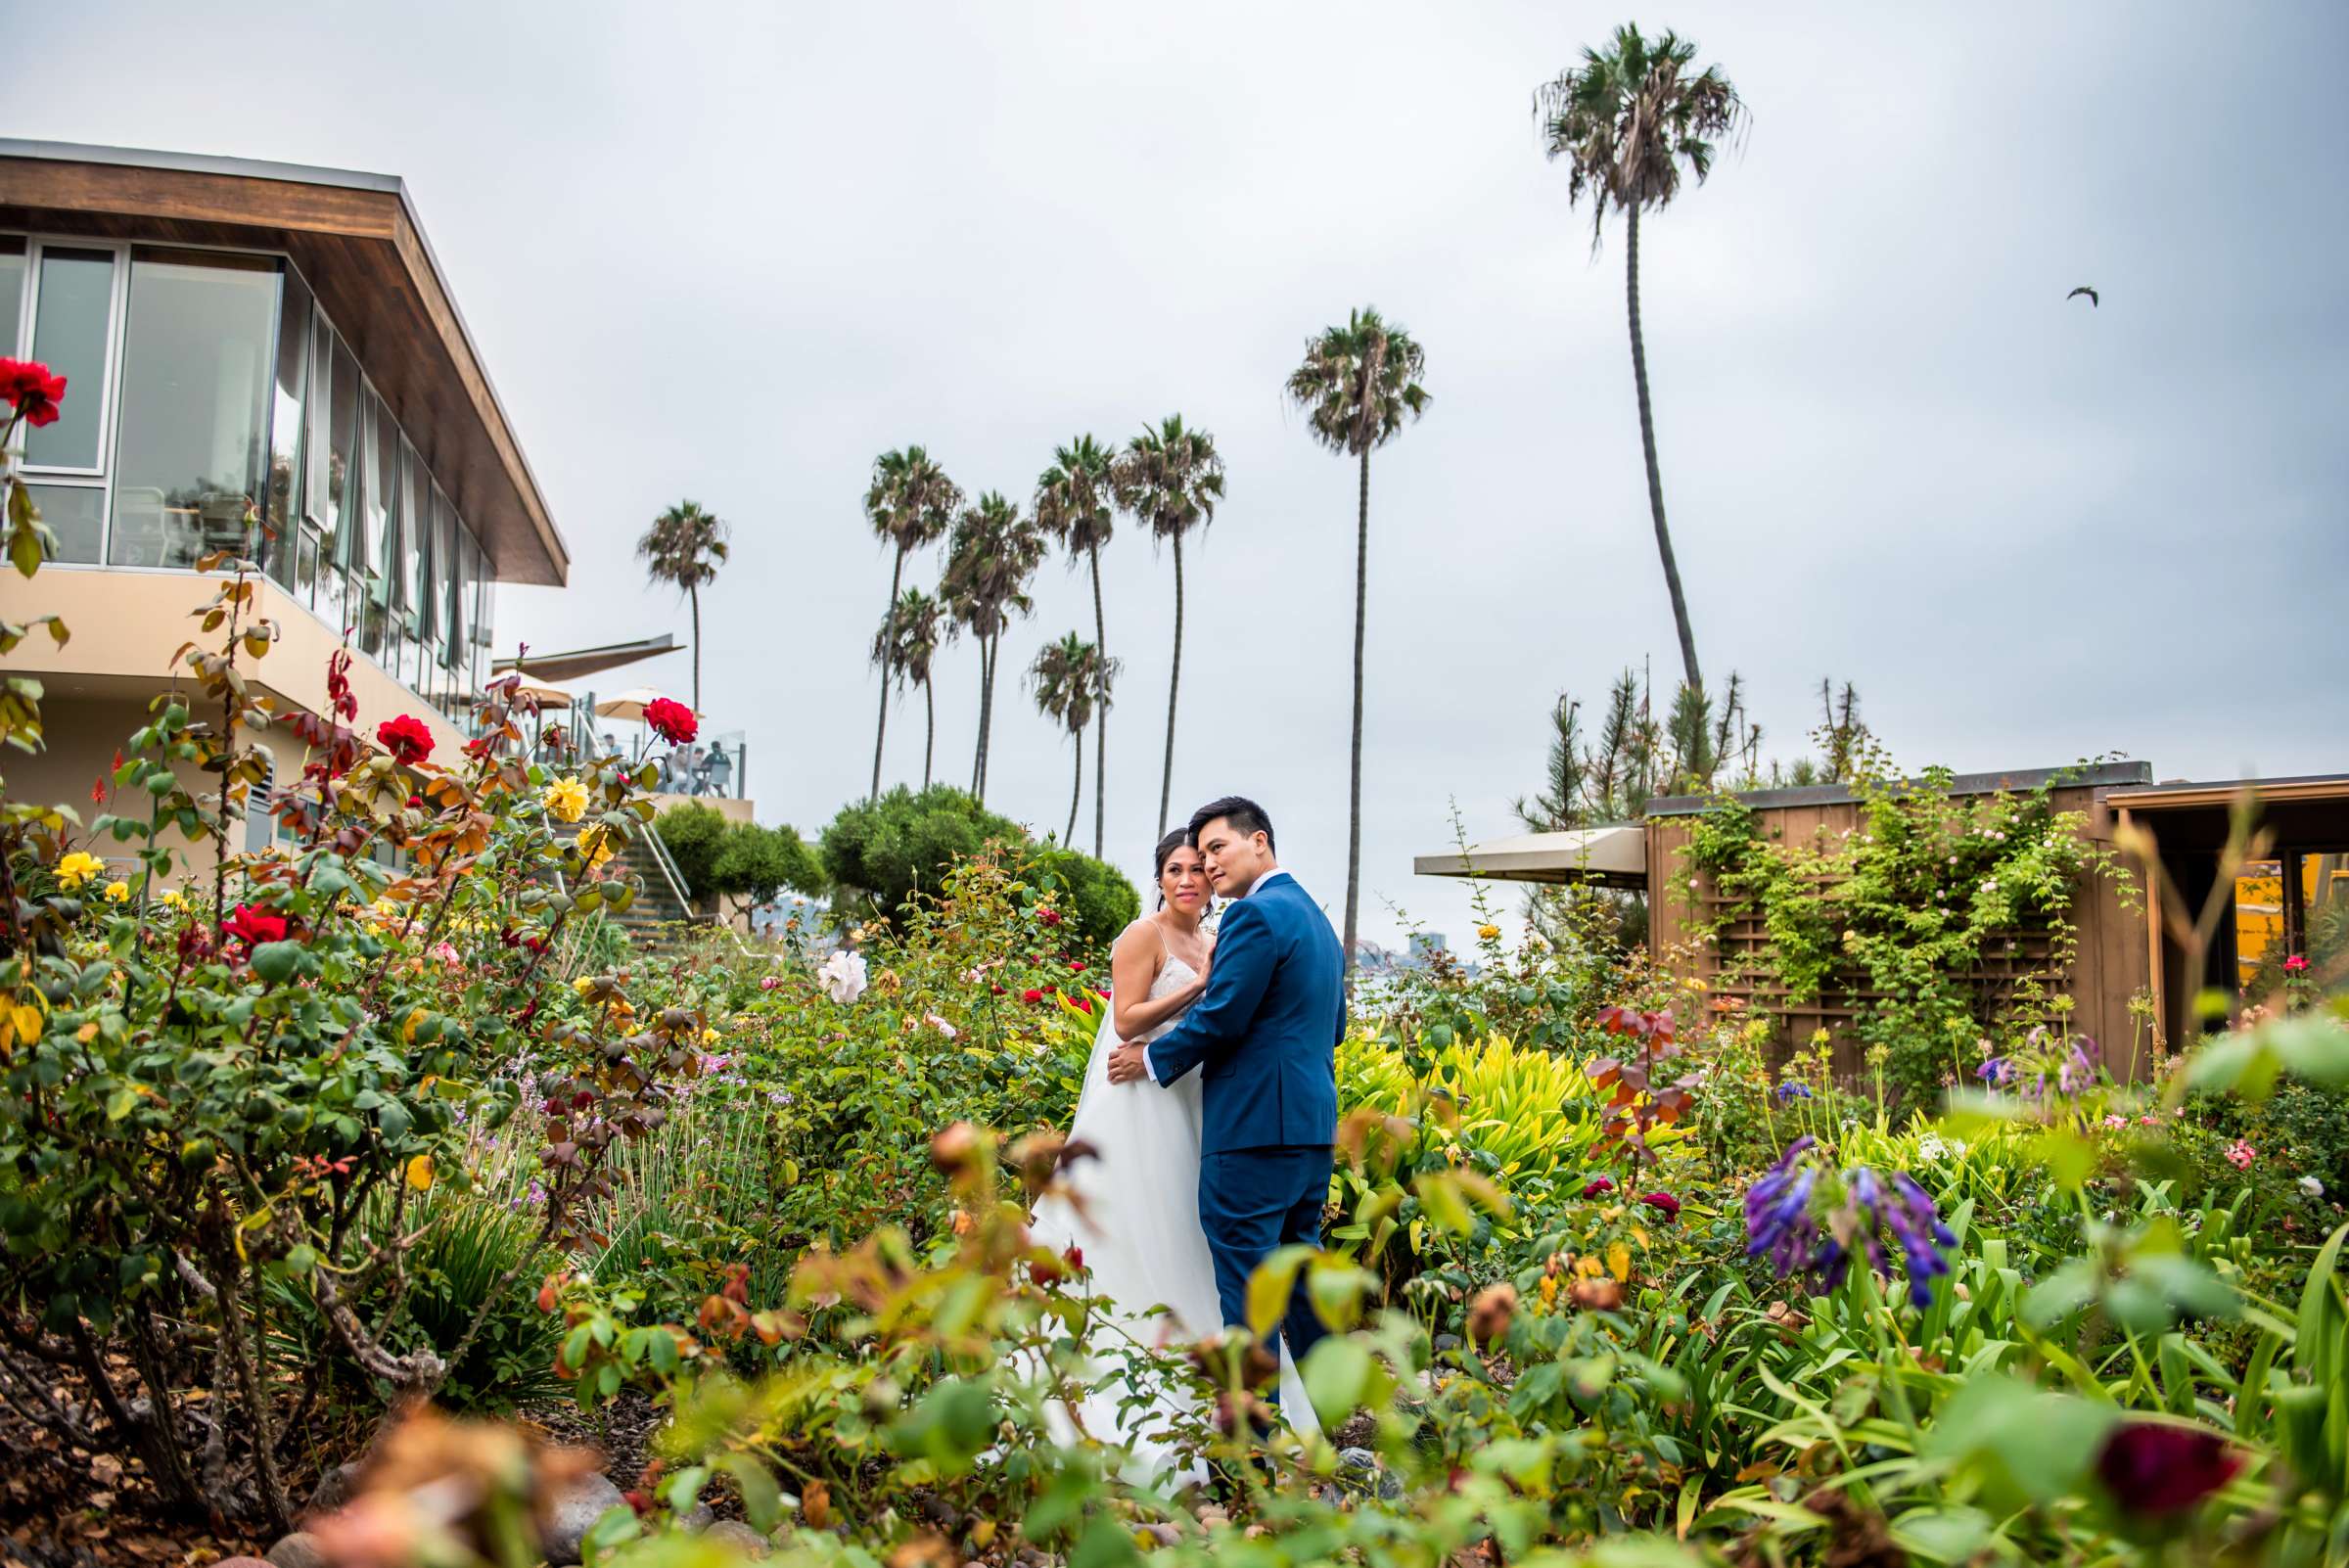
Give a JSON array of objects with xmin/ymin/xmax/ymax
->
[{"xmin": 2096, "ymin": 1422, "xmax": 2239, "ymax": 1518}]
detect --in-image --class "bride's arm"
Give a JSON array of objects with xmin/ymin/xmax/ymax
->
[{"xmin": 1109, "ymin": 921, "xmax": 1205, "ymax": 1040}]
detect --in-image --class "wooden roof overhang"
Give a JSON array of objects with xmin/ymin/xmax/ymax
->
[
  {"xmin": 0, "ymin": 141, "xmax": 569, "ymax": 587},
  {"xmin": 2105, "ymin": 775, "xmax": 2349, "ymax": 853}
]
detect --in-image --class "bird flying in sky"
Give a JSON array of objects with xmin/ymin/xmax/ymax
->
[{"xmin": 2067, "ymin": 286, "xmax": 2099, "ymax": 307}]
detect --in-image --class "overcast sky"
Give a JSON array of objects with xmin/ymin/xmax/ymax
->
[{"xmin": 18, "ymin": 2, "xmax": 2348, "ymax": 948}]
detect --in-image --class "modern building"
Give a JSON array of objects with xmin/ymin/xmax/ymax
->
[
  {"xmin": 1419, "ymin": 762, "xmax": 2349, "ymax": 1079},
  {"xmin": 0, "ymin": 141, "xmax": 569, "ymax": 867}
]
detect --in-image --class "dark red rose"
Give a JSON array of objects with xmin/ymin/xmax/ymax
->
[
  {"xmin": 2096, "ymin": 1422, "xmax": 2240, "ymax": 1518},
  {"xmin": 644, "ymin": 697, "xmax": 698, "ymax": 745},
  {"xmin": 1038, "ymin": 908, "xmax": 1063, "ymax": 927},
  {"xmin": 1072, "ymin": 996, "xmax": 1091, "ymax": 1014},
  {"xmin": 0, "ymin": 358, "xmax": 68, "ymax": 428},
  {"xmin": 221, "ymin": 904, "xmax": 288, "ymax": 947},
  {"xmin": 1021, "ymin": 989, "xmax": 1044, "ymax": 1004},
  {"xmin": 377, "ymin": 714, "xmax": 435, "ymax": 767},
  {"xmin": 1064, "ymin": 1245, "xmax": 1084, "ymax": 1270},
  {"xmin": 1638, "ymin": 1191, "xmax": 1681, "ymax": 1222},
  {"xmin": 1582, "ymin": 1176, "xmax": 1617, "ymax": 1198},
  {"xmin": 1070, "ymin": 962, "xmax": 1086, "ymax": 974}
]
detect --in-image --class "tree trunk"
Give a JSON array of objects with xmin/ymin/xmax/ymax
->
[
  {"xmin": 1066, "ymin": 723, "xmax": 1082, "ymax": 846},
  {"xmin": 922, "ymin": 673, "xmax": 935, "ymax": 790},
  {"xmin": 1158, "ymin": 536, "xmax": 1183, "ymax": 839},
  {"xmin": 1089, "ymin": 545, "xmax": 1108, "ymax": 859},
  {"xmin": 976, "ymin": 634, "xmax": 997, "ymax": 803},
  {"xmin": 1626, "ymin": 204, "xmax": 1701, "ymax": 696},
  {"xmin": 1343, "ymin": 445, "xmax": 1369, "ymax": 978},
  {"xmin": 971, "ymin": 633, "xmax": 989, "ymax": 797},
  {"xmin": 689, "ymin": 585, "xmax": 704, "ymax": 716},
  {"xmin": 870, "ymin": 547, "xmax": 905, "ymax": 801}
]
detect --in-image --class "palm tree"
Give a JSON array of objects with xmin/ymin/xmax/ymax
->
[
  {"xmin": 941, "ymin": 491, "xmax": 1043, "ymax": 803},
  {"xmin": 1033, "ymin": 436, "xmax": 1118, "ymax": 858},
  {"xmin": 633, "ymin": 500, "xmax": 731, "ymax": 715},
  {"xmin": 1537, "ymin": 25, "xmax": 1742, "ymax": 698},
  {"xmin": 1110, "ymin": 416, "xmax": 1225, "ymax": 838},
  {"xmin": 1286, "ymin": 307, "xmax": 1430, "ymax": 975},
  {"xmin": 1028, "ymin": 633, "xmax": 1114, "ymax": 846},
  {"xmin": 871, "ymin": 586, "xmax": 951, "ymax": 789},
  {"xmin": 864, "ymin": 447, "xmax": 963, "ymax": 799}
]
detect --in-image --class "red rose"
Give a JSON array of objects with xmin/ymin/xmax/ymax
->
[
  {"xmin": 377, "ymin": 714, "xmax": 435, "ymax": 767},
  {"xmin": 1637, "ymin": 1191, "xmax": 1681, "ymax": 1221},
  {"xmin": 1021, "ymin": 989, "xmax": 1045, "ymax": 1005},
  {"xmin": 0, "ymin": 358, "xmax": 68, "ymax": 428},
  {"xmin": 2096, "ymin": 1423, "xmax": 2240, "ymax": 1518},
  {"xmin": 1038, "ymin": 909, "xmax": 1063, "ymax": 927},
  {"xmin": 1070, "ymin": 962, "xmax": 1086, "ymax": 974},
  {"xmin": 222, "ymin": 903, "xmax": 288, "ymax": 947},
  {"xmin": 1581, "ymin": 1176, "xmax": 1617, "ymax": 1198},
  {"xmin": 1064, "ymin": 1245, "xmax": 1084, "ymax": 1270},
  {"xmin": 644, "ymin": 697, "xmax": 698, "ymax": 745}
]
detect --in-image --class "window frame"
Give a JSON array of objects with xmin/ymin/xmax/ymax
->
[{"xmin": 0, "ymin": 225, "xmax": 498, "ymax": 708}]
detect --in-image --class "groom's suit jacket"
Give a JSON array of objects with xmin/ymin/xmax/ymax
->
[{"xmin": 1146, "ymin": 870, "xmax": 1345, "ymax": 1155}]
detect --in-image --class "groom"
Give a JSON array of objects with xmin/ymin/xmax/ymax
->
[{"xmin": 1106, "ymin": 796, "xmax": 1345, "ymax": 1400}]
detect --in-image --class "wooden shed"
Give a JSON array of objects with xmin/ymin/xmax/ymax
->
[{"xmin": 1417, "ymin": 762, "xmax": 2349, "ymax": 1082}]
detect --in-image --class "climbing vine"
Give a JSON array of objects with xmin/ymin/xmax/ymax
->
[{"xmin": 1680, "ymin": 764, "xmax": 2136, "ymax": 1107}]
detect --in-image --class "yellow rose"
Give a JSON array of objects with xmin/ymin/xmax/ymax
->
[
  {"xmin": 1478, "ymin": 924, "xmax": 1501, "ymax": 942},
  {"xmin": 578, "ymin": 826, "xmax": 619, "ymax": 870},
  {"xmin": 702, "ymin": 1028, "xmax": 720, "ymax": 1044},
  {"xmin": 572, "ymin": 976, "xmax": 597, "ymax": 997},
  {"xmin": 103, "ymin": 880, "xmax": 131, "ymax": 903},
  {"xmin": 543, "ymin": 776, "xmax": 589, "ymax": 824},
  {"xmin": 56, "ymin": 851, "xmax": 103, "ymax": 889}
]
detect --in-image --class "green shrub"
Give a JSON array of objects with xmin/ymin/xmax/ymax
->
[
  {"xmin": 712, "ymin": 819, "xmax": 825, "ymax": 904},
  {"xmin": 1029, "ymin": 844, "xmax": 1139, "ymax": 951},
  {"xmin": 655, "ymin": 800, "xmax": 733, "ymax": 895}
]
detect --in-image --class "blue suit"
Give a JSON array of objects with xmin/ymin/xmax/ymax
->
[{"xmin": 1148, "ymin": 870, "xmax": 1345, "ymax": 1383}]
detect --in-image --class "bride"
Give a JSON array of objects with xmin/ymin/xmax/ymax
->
[{"xmin": 1027, "ymin": 830, "xmax": 1318, "ymax": 1478}]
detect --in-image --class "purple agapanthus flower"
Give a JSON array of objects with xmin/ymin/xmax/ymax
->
[
  {"xmin": 1743, "ymin": 1136, "xmax": 1957, "ymax": 1309},
  {"xmin": 1775, "ymin": 1081, "xmax": 1814, "ymax": 1103}
]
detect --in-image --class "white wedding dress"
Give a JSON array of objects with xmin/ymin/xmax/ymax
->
[{"xmin": 1027, "ymin": 953, "xmax": 1318, "ymax": 1481}]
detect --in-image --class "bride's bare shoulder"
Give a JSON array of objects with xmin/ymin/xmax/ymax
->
[{"xmin": 1111, "ymin": 916, "xmax": 1166, "ymax": 961}]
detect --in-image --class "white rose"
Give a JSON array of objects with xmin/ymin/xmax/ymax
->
[
  {"xmin": 819, "ymin": 949, "xmax": 868, "ymax": 1004},
  {"xmin": 2301, "ymin": 1176, "xmax": 2325, "ymax": 1199}
]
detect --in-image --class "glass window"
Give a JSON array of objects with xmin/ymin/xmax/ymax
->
[
  {"xmin": 108, "ymin": 250, "xmax": 276, "ymax": 570},
  {"xmin": 265, "ymin": 268, "xmax": 311, "ymax": 585},
  {"xmin": 437, "ymin": 490, "xmax": 458, "ymax": 662},
  {"xmin": 26, "ymin": 484, "xmax": 103, "ymax": 564},
  {"xmin": 0, "ymin": 237, "xmax": 25, "ymax": 354},
  {"xmin": 303, "ymin": 314, "xmax": 333, "ymax": 533},
  {"xmin": 442, "ymin": 512, "xmax": 467, "ymax": 670},
  {"xmin": 24, "ymin": 247, "xmax": 115, "ymax": 470},
  {"xmin": 397, "ymin": 437, "xmax": 426, "ymax": 625},
  {"xmin": 414, "ymin": 482, "xmax": 441, "ymax": 646},
  {"xmin": 2297, "ymin": 851, "xmax": 2348, "ymax": 993},
  {"xmin": 357, "ymin": 391, "xmax": 392, "ymax": 659},
  {"xmin": 327, "ymin": 337, "xmax": 360, "ymax": 565}
]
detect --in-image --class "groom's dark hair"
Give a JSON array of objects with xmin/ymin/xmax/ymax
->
[{"xmin": 1189, "ymin": 795, "xmax": 1274, "ymax": 855}]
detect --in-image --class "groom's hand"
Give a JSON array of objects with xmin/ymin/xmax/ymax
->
[{"xmin": 1106, "ymin": 1041, "xmax": 1152, "ymax": 1084}]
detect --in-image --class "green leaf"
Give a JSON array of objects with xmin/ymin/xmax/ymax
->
[
  {"xmin": 718, "ymin": 1453, "xmax": 783, "ymax": 1534},
  {"xmin": 1244, "ymin": 1244, "xmax": 1315, "ymax": 1340},
  {"xmin": 1066, "ymin": 1514, "xmax": 1142, "ymax": 1568},
  {"xmin": 249, "ymin": 941, "xmax": 303, "ymax": 985},
  {"xmin": 1302, "ymin": 1335, "xmax": 1373, "ymax": 1430}
]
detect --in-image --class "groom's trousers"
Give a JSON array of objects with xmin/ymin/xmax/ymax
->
[{"xmin": 1198, "ymin": 1143, "xmax": 1333, "ymax": 1394}]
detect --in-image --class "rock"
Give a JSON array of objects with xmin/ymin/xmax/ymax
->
[
  {"xmin": 1337, "ymin": 1448, "xmax": 1403, "ymax": 1501},
  {"xmin": 1140, "ymin": 1523, "xmax": 1182, "ymax": 1547},
  {"xmin": 702, "ymin": 1521, "xmax": 771, "ymax": 1557},
  {"xmin": 267, "ymin": 1533, "xmax": 327, "ymax": 1568},
  {"xmin": 213, "ymin": 1559, "xmax": 272, "ymax": 1568},
  {"xmin": 1432, "ymin": 1333, "xmax": 1462, "ymax": 1353},
  {"xmin": 305, "ymin": 1460, "xmax": 364, "ymax": 1518},
  {"xmin": 677, "ymin": 1502, "xmax": 715, "ymax": 1533},
  {"xmin": 542, "ymin": 1471, "xmax": 630, "ymax": 1567}
]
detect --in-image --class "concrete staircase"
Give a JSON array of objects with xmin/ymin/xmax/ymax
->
[{"xmin": 550, "ymin": 822, "xmax": 706, "ymax": 953}]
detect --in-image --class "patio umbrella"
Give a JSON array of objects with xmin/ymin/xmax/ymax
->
[
  {"xmin": 508, "ymin": 679, "xmax": 573, "ymax": 711},
  {"xmin": 593, "ymin": 687, "xmax": 698, "ymax": 725}
]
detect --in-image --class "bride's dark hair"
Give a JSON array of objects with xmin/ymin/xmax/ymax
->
[{"xmin": 1152, "ymin": 829, "xmax": 1194, "ymax": 909}]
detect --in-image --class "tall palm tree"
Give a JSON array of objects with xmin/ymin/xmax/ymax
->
[
  {"xmin": 1033, "ymin": 436, "xmax": 1117, "ymax": 858},
  {"xmin": 633, "ymin": 500, "xmax": 730, "ymax": 715},
  {"xmin": 1028, "ymin": 633, "xmax": 1113, "ymax": 846},
  {"xmin": 941, "ymin": 492, "xmax": 1042, "ymax": 803},
  {"xmin": 1537, "ymin": 25, "xmax": 1742, "ymax": 698},
  {"xmin": 1286, "ymin": 307, "xmax": 1430, "ymax": 975},
  {"xmin": 1110, "ymin": 416, "xmax": 1225, "ymax": 838},
  {"xmin": 864, "ymin": 446, "xmax": 963, "ymax": 799},
  {"xmin": 871, "ymin": 586, "xmax": 951, "ymax": 789}
]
